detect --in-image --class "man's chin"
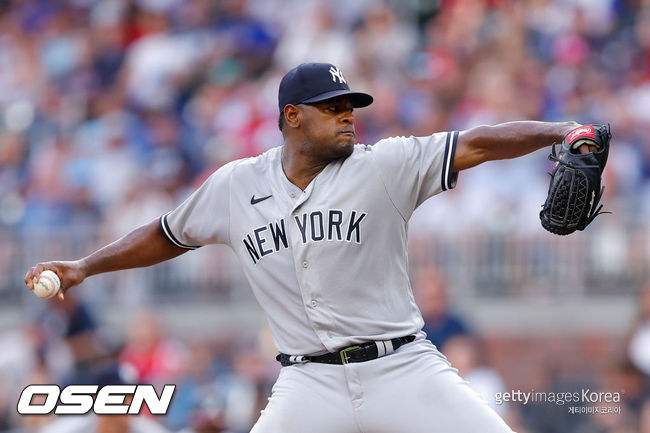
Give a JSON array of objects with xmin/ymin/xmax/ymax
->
[
  {"xmin": 338, "ymin": 141, "xmax": 355, "ymax": 157},
  {"xmin": 322, "ymin": 138, "xmax": 355, "ymax": 161}
]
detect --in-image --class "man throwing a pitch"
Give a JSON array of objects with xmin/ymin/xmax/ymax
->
[{"xmin": 26, "ymin": 63, "xmax": 605, "ymax": 432}]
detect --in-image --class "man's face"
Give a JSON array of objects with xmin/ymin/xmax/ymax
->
[{"xmin": 298, "ymin": 96, "xmax": 356, "ymax": 160}]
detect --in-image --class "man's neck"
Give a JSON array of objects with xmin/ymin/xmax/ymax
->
[{"xmin": 281, "ymin": 145, "xmax": 329, "ymax": 190}]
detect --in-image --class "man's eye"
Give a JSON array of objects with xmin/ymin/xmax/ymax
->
[{"xmin": 328, "ymin": 106, "xmax": 337, "ymax": 112}]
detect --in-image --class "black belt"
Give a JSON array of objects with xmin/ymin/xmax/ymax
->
[{"xmin": 276, "ymin": 335, "xmax": 416, "ymax": 367}]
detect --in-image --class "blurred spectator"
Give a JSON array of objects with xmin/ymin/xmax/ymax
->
[
  {"xmin": 29, "ymin": 294, "xmax": 102, "ymax": 386},
  {"xmin": 628, "ymin": 283, "xmax": 650, "ymax": 376},
  {"xmin": 119, "ymin": 311, "xmax": 187, "ymax": 385},
  {"xmin": 641, "ymin": 399, "xmax": 650, "ymax": 433},
  {"xmin": 0, "ymin": 385, "xmax": 9, "ymax": 432},
  {"xmin": 443, "ymin": 335, "xmax": 508, "ymax": 416},
  {"xmin": 600, "ymin": 359, "xmax": 650, "ymax": 426},
  {"xmin": 167, "ymin": 331, "xmax": 277, "ymax": 433},
  {"xmin": 413, "ymin": 265, "xmax": 470, "ymax": 349},
  {"xmin": 166, "ymin": 339, "xmax": 223, "ymax": 431}
]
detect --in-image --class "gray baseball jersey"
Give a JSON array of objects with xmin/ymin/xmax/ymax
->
[{"xmin": 160, "ymin": 131, "xmax": 458, "ymax": 356}]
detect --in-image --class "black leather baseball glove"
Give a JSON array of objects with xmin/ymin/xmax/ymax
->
[{"xmin": 539, "ymin": 124, "xmax": 611, "ymax": 235}]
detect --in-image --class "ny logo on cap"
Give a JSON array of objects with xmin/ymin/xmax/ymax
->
[{"xmin": 329, "ymin": 66, "xmax": 347, "ymax": 84}]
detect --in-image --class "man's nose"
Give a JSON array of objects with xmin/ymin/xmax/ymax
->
[{"xmin": 341, "ymin": 110, "xmax": 354, "ymax": 124}]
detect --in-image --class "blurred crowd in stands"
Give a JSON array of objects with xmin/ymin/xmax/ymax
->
[
  {"xmin": 2, "ymin": 0, "xmax": 650, "ymax": 431},
  {"xmin": 0, "ymin": 0, "xmax": 649, "ymax": 236}
]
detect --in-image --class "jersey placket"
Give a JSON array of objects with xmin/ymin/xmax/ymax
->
[{"xmin": 283, "ymin": 170, "xmax": 342, "ymax": 354}]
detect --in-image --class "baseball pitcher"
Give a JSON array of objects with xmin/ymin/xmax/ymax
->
[{"xmin": 25, "ymin": 63, "xmax": 609, "ymax": 432}]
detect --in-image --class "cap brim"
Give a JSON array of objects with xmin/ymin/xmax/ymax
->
[{"xmin": 301, "ymin": 90, "xmax": 373, "ymax": 108}]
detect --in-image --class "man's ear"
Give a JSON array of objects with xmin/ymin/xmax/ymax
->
[{"xmin": 284, "ymin": 104, "xmax": 301, "ymax": 128}]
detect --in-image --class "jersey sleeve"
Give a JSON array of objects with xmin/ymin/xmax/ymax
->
[
  {"xmin": 370, "ymin": 131, "xmax": 458, "ymax": 220},
  {"xmin": 159, "ymin": 161, "xmax": 237, "ymax": 249}
]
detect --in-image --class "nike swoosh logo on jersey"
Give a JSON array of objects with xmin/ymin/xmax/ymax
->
[{"xmin": 251, "ymin": 194, "xmax": 273, "ymax": 205}]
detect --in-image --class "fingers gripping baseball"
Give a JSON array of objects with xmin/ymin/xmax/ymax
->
[
  {"xmin": 578, "ymin": 143, "xmax": 599, "ymax": 154},
  {"xmin": 24, "ymin": 261, "xmax": 87, "ymax": 301}
]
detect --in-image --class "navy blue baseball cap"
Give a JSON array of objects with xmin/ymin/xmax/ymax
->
[{"xmin": 278, "ymin": 63, "xmax": 373, "ymax": 111}]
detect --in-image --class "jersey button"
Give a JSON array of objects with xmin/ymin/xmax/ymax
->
[
  {"xmin": 302, "ymin": 261, "xmax": 308, "ymax": 268},
  {"xmin": 310, "ymin": 300, "xmax": 318, "ymax": 308},
  {"xmin": 290, "ymin": 192, "xmax": 296, "ymax": 198}
]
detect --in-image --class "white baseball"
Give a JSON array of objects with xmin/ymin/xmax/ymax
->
[{"xmin": 33, "ymin": 270, "xmax": 61, "ymax": 299}]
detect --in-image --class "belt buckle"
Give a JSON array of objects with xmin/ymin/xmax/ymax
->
[{"xmin": 339, "ymin": 346, "xmax": 360, "ymax": 364}]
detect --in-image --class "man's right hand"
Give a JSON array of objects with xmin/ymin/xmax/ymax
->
[{"xmin": 24, "ymin": 261, "xmax": 87, "ymax": 301}]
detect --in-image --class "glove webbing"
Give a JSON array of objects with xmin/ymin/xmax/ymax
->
[{"xmin": 547, "ymin": 146, "xmax": 608, "ymax": 229}]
